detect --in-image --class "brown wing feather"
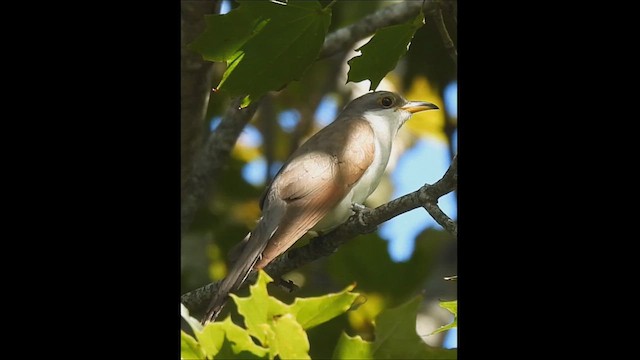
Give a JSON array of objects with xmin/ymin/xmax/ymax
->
[{"xmin": 255, "ymin": 118, "xmax": 375, "ymax": 268}]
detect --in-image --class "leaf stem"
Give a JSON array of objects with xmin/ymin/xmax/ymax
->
[
  {"xmin": 324, "ymin": 0, "xmax": 338, "ymax": 10},
  {"xmin": 431, "ymin": 1, "xmax": 457, "ymax": 65}
]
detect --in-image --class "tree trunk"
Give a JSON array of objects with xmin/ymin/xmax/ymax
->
[{"xmin": 181, "ymin": 0, "xmax": 218, "ymax": 200}]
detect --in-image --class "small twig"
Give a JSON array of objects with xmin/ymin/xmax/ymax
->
[
  {"xmin": 418, "ymin": 155, "xmax": 457, "ymax": 236},
  {"xmin": 423, "ymin": 202, "xmax": 457, "ymax": 237},
  {"xmin": 445, "ymin": 0, "xmax": 457, "ymax": 25},
  {"xmin": 430, "ymin": 2, "xmax": 457, "ymax": 65},
  {"xmin": 324, "ymin": 0, "xmax": 338, "ymax": 10}
]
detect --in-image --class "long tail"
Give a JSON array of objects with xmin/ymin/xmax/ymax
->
[{"xmin": 201, "ymin": 219, "xmax": 273, "ymax": 324}]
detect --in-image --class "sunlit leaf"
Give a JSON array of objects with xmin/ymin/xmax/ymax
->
[
  {"xmin": 430, "ymin": 300, "xmax": 457, "ymax": 336},
  {"xmin": 231, "ymin": 270, "xmax": 287, "ymax": 345},
  {"xmin": 220, "ymin": 316, "xmax": 269, "ymax": 358},
  {"xmin": 332, "ymin": 332, "xmax": 372, "ymax": 359},
  {"xmin": 289, "ymin": 283, "xmax": 359, "ymax": 329},
  {"xmin": 196, "ymin": 317, "xmax": 268, "ymax": 359},
  {"xmin": 347, "ymin": 12, "xmax": 424, "ymax": 90},
  {"xmin": 195, "ymin": 322, "xmax": 225, "ymax": 358},
  {"xmin": 268, "ymin": 313, "xmax": 311, "ymax": 359},
  {"xmin": 228, "ymin": 270, "xmax": 360, "ymax": 358},
  {"xmin": 181, "ymin": 330, "xmax": 205, "ymax": 360}
]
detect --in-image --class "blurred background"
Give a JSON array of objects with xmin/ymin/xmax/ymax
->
[{"xmin": 181, "ymin": 1, "xmax": 457, "ymax": 357}]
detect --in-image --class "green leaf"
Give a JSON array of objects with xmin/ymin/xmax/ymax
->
[
  {"xmin": 439, "ymin": 300, "xmax": 457, "ymax": 316},
  {"xmin": 195, "ymin": 322, "xmax": 225, "ymax": 358},
  {"xmin": 327, "ymin": 230, "xmax": 451, "ymax": 303},
  {"xmin": 289, "ymin": 283, "xmax": 360, "ymax": 329},
  {"xmin": 189, "ymin": 5, "xmax": 268, "ymax": 62},
  {"xmin": 268, "ymin": 313, "xmax": 311, "ymax": 360},
  {"xmin": 230, "ymin": 270, "xmax": 360, "ymax": 358},
  {"xmin": 430, "ymin": 300, "xmax": 457, "ymax": 336},
  {"xmin": 347, "ymin": 12, "xmax": 424, "ymax": 90},
  {"xmin": 372, "ymin": 296, "xmax": 425, "ymax": 358},
  {"xmin": 229, "ymin": 270, "xmax": 361, "ymax": 358},
  {"xmin": 332, "ymin": 333, "xmax": 372, "ymax": 359},
  {"xmin": 372, "ymin": 296, "xmax": 457, "ymax": 359},
  {"xmin": 233, "ymin": 269, "xmax": 361, "ymax": 333},
  {"xmin": 190, "ymin": 0, "xmax": 332, "ymax": 106},
  {"xmin": 231, "ymin": 270, "xmax": 288, "ymax": 345},
  {"xmin": 219, "ymin": 317, "xmax": 269, "ymax": 358},
  {"xmin": 197, "ymin": 317, "xmax": 268, "ymax": 359},
  {"xmin": 181, "ymin": 330, "xmax": 205, "ymax": 360}
]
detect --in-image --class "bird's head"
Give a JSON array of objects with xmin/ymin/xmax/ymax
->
[{"xmin": 340, "ymin": 91, "xmax": 439, "ymax": 129}]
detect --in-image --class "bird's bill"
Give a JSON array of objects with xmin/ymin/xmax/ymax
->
[{"xmin": 400, "ymin": 101, "xmax": 439, "ymax": 113}]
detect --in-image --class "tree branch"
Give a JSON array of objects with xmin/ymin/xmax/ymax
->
[
  {"xmin": 180, "ymin": 0, "xmax": 433, "ymax": 235},
  {"xmin": 423, "ymin": 202, "xmax": 457, "ymax": 236},
  {"xmin": 181, "ymin": 155, "xmax": 458, "ymax": 313},
  {"xmin": 429, "ymin": 1, "xmax": 457, "ymax": 65},
  {"xmin": 181, "ymin": 97, "xmax": 263, "ymax": 235},
  {"xmin": 421, "ymin": 155, "xmax": 457, "ymax": 235},
  {"xmin": 319, "ymin": 0, "xmax": 435, "ymax": 59}
]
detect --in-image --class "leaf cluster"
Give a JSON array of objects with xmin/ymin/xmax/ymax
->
[{"xmin": 181, "ymin": 271, "xmax": 456, "ymax": 359}]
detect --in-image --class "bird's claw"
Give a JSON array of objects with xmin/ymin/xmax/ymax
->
[{"xmin": 351, "ymin": 203, "xmax": 377, "ymax": 232}]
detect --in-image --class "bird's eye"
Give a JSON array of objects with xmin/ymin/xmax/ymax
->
[{"xmin": 380, "ymin": 96, "xmax": 394, "ymax": 108}]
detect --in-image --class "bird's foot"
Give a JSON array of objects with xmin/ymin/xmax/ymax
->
[
  {"xmin": 275, "ymin": 277, "xmax": 299, "ymax": 293},
  {"xmin": 351, "ymin": 203, "xmax": 377, "ymax": 233}
]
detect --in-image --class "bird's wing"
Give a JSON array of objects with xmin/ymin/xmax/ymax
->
[
  {"xmin": 203, "ymin": 118, "xmax": 374, "ymax": 323},
  {"xmin": 255, "ymin": 118, "xmax": 375, "ymax": 268}
]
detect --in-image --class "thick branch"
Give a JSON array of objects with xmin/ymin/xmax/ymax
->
[
  {"xmin": 319, "ymin": 0, "xmax": 434, "ymax": 59},
  {"xmin": 181, "ymin": 98, "xmax": 262, "ymax": 235},
  {"xmin": 181, "ymin": 155, "xmax": 458, "ymax": 313}
]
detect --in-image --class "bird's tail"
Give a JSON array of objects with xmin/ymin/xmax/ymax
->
[{"xmin": 201, "ymin": 219, "xmax": 272, "ymax": 324}]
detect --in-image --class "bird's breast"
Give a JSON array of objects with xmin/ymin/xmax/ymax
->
[{"xmin": 313, "ymin": 114, "xmax": 396, "ymax": 232}]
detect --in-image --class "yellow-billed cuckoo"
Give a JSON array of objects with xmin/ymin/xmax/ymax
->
[{"xmin": 203, "ymin": 91, "xmax": 438, "ymax": 323}]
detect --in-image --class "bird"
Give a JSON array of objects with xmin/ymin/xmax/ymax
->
[{"xmin": 202, "ymin": 90, "xmax": 438, "ymax": 324}]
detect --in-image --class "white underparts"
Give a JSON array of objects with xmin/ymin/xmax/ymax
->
[{"xmin": 313, "ymin": 109, "xmax": 410, "ymax": 231}]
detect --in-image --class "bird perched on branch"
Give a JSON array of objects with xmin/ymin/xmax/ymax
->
[{"xmin": 202, "ymin": 91, "xmax": 438, "ymax": 324}]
